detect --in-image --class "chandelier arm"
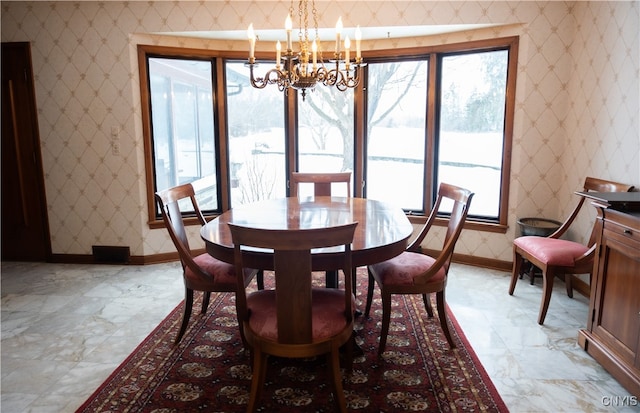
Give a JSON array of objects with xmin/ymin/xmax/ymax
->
[
  {"xmin": 249, "ymin": 64, "xmax": 288, "ymax": 89},
  {"xmin": 343, "ymin": 67, "xmax": 361, "ymax": 89},
  {"xmin": 315, "ymin": 66, "xmax": 327, "ymax": 84},
  {"xmin": 336, "ymin": 69, "xmax": 348, "ymax": 88},
  {"xmin": 317, "ymin": 66, "xmax": 331, "ymax": 86}
]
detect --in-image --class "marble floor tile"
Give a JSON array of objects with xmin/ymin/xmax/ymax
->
[
  {"xmin": 446, "ymin": 265, "xmax": 638, "ymax": 412},
  {"xmin": 1, "ymin": 261, "xmax": 638, "ymax": 412}
]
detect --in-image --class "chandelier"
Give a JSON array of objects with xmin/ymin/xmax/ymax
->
[{"xmin": 247, "ymin": 0, "xmax": 363, "ymax": 100}]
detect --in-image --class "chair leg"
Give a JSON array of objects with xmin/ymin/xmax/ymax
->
[
  {"xmin": 201, "ymin": 291, "xmax": 211, "ymax": 314},
  {"xmin": 564, "ymin": 273, "xmax": 573, "ymax": 298},
  {"xmin": 351, "ymin": 267, "xmax": 363, "ymax": 317},
  {"xmin": 256, "ymin": 270, "xmax": 264, "ymax": 290},
  {"xmin": 378, "ymin": 291, "xmax": 392, "ymax": 356},
  {"xmin": 509, "ymin": 251, "xmax": 524, "ymax": 295},
  {"xmin": 343, "ymin": 333, "xmax": 355, "ymax": 373},
  {"xmin": 528, "ymin": 264, "xmax": 536, "ymax": 285},
  {"xmin": 328, "ymin": 346, "xmax": 348, "ymax": 413},
  {"xmin": 538, "ymin": 268, "xmax": 554, "ymax": 325},
  {"xmin": 422, "ymin": 293, "xmax": 434, "ymax": 318},
  {"xmin": 436, "ymin": 290, "xmax": 455, "ymax": 349},
  {"xmin": 175, "ymin": 287, "xmax": 194, "ymax": 345},
  {"xmin": 351, "ymin": 267, "xmax": 357, "ymax": 296},
  {"xmin": 247, "ymin": 349, "xmax": 268, "ymax": 413},
  {"xmin": 236, "ymin": 316, "xmax": 249, "ymax": 350},
  {"xmin": 364, "ymin": 268, "xmax": 375, "ymax": 318}
]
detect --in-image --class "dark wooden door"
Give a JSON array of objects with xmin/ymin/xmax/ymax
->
[{"xmin": 2, "ymin": 42, "xmax": 51, "ymax": 261}]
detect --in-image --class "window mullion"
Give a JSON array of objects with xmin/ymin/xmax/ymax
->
[
  {"xmin": 215, "ymin": 58, "xmax": 230, "ymax": 211},
  {"xmin": 425, "ymin": 53, "xmax": 439, "ymax": 213},
  {"xmin": 354, "ymin": 69, "xmax": 366, "ymax": 197},
  {"xmin": 285, "ymin": 90, "xmax": 297, "ymax": 194}
]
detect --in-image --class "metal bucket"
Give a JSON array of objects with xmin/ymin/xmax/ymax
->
[{"xmin": 516, "ymin": 217, "xmax": 562, "ymax": 237}]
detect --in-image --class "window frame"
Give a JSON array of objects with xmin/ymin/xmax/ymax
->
[
  {"xmin": 138, "ymin": 46, "xmax": 246, "ymax": 228},
  {"xmin": 139, "ymin": 36, "xmax": 517, "ymax": 233}
]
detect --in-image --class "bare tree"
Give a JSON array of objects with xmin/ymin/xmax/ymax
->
[
  {"xmin": 239, "ymin": 155, "xmax": 277, "ymax": 203},
  {"xmin": 301, "ymin": 62, "xmax": 423, "ymax": 172}
]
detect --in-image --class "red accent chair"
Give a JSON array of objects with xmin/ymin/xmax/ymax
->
[
  {"xmin": 365, "ymin": 183, "xmax": 474, "ymax": 354},
  {"xmin": 155, "ymin": 180, "xmax": 259, "ymax": 345},
  {"xmin": 509, "ymin": 177, "xmax": 634, "ymax": 325},
  {"xmin": 229, "ymin": 222, "xmax": 358, "ymax": 413}
]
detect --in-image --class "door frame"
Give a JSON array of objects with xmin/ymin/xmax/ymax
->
[{"xmin": 2, "ymin": 41, "xmax": 51, "ymax": 261}]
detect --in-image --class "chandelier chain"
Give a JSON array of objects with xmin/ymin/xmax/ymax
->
[{"xmin": 301, "ymin": 0, "xmax": 309, "ymax": 46}]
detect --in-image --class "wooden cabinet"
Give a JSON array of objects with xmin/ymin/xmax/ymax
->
[{"xmin": 578, "ymin": 193, "xmax": 640, "ymax": 397}]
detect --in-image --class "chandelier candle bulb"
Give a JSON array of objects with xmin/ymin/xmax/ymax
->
[
  {"xmin": 345, "ymin": 36, "xmax": 350, "ymax": 70},
  {"xmin": 247, "ymin": 24, "xmax": 256, "ymax": 61},
  {"xmin": 285, "ymin": 14, "xmax": 293, "ymax": 51}
]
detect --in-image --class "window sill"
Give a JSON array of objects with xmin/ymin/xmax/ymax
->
[{"xmin": 407, "ymin": 214, "xmax": 508, "ymax": 234}]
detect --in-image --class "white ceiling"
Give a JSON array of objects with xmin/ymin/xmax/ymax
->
[{"xmin": 160, "ymin": 24, "xmax": 499, "ymax": 42}]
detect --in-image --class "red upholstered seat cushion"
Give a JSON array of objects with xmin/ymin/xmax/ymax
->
[
  {"xmin": 189, "ymin": 253, "xmax": 237, "ymax": 289},
  {"xmin": 369, "ymin": 251, "xmax": 446, "ymax": 287},
  {"xmin": 514, "ymin": 236, "xmax": 589, "ymax": 267},
  {"xmin": 246, "ymin": 288, "xmax": 352, "ymax": 342}
]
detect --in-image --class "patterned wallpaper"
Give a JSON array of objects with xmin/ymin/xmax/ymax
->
[{"xmin": 2, "ymin": 1, "xmax": 638, "ymax": 263}]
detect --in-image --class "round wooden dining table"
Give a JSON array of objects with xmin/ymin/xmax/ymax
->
[{"xmin": 200, "ymin": 196, "xmax": 414, "ymax": 285}]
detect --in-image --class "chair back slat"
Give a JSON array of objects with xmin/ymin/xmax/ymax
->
[
  {"xmin": 229, "ymin": 222, "xmax": 357, "ymax": 345},
  {"xmin": 438, "ymin": 183, "xmax": 474, "ymax": 273},
  {"xmin": 410, "ymin": 183, "xmax": 474, "ymax": 283},
  {"xmin": 155, "ymin": 178, "xmax": 210, "ymax": 276},
  {"xmin": 583, "ymin": 177, "xmax": 634, "ymax": 193},
  {"xmin": 290, "ymin": 172, "xmax": 352, "ymax": 198},
  {"xmin": 155, "ymin": 183, "xmax": 198, "ymax": 262},
  {"xmin": 274, "ymin": 249, "xmax": 313, "ymax": 342},
  {"xmin": 549, "ymin": 177, "xmax": 635, "ymax": 243},
  {"xmin": 165, "ymin": 200, "xmax": 190, "ymax": 250}
]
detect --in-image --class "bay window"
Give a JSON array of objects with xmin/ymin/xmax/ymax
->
[
  {"xmin": 146, "ymin": 57, "xmax": 218, "ymax": 213},
  {"xmin": 437, "ymin": 50, "xmax": 509, "ymax": 218},
  {"xmin": 225, "ymin": 62, "xmax": 286, "ymax": 206},
  {"xmin": 139, "ymin": 36, "xmax": 517, "ymax": 231},
  {"xmin": 296, "ymin": 86, "xmax": 354, "ymax": 198},
  {"xmin": 365, "ymin": 59, "xmax": 428, "ymax": 211}
]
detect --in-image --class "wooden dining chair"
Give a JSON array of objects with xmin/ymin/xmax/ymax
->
[
  {"xmin": 155, "ymin": 181, "xmax": 259, "ymax": 345},
  {"xmin": 509, "ymin": 177, "xmax": 634, "ymax": 325},
  {"xmin": 290, "ymin": 171, "xmax": 352, "ymax": 198},
  {"xmin": 290, "ymin": 171, "xmax": 355, "ymax": 288},
  {"xmin": 229, "ymin": 221, "xmax": 358, "ymax": 413},
  {"xmin": 365, "ymin": 183, "xmax": 474, "ymax": 354}
]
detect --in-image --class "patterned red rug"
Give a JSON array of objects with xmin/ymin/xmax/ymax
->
[{"xmin": 77, "ymin": 270, "xmax": 508, "ymax": 412}]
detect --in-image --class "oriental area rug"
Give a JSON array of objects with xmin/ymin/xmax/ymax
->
[{"xmin": 77, "ymin": 269, "xmax": 508, "ymax": 412}]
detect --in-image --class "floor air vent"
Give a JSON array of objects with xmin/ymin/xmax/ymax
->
[{"xmin": 92, "ymin": 245, "xmax": 130, "ymax": 264}]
